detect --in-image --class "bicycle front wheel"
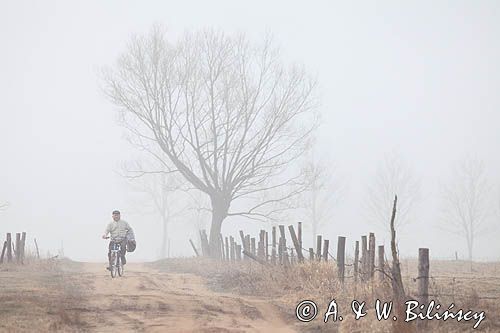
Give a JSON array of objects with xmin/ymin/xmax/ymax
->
[
  {"xmin": 110, "ymin": 253, "xmax": 117, "ymax": 278},
  {"xmin": 117, "ymin": 256, "xmax": 124, "ymax": 277}
]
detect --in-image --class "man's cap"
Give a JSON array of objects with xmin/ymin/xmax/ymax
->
[{"xmin": 112, "ymin": 210, "xmax": 121, "ymax": 215}]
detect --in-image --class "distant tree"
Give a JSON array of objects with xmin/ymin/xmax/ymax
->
[
  {"xmin": 104, "ymin": 27, "xmax": 318, "ymax": 256},
  {"xmin": 0, "ymin": 202, "xmax": 8, "ymax": 211},
  {"xmin": 123, "ymin": 160, "xmax": 186, "ymax": 258},
  {"xmin": 300, "ymin": 148, "xmax": 342, "ymax": 245},
  {"xmin": 365, "ymin": 152, "xmax": 420, "ymax": 231},
  {"xmin": 440, "ymin": 157, "xmax": 492, "ymax": 262}
]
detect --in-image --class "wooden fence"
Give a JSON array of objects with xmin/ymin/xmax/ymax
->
[
  {"xmin": 189, "ymin": 223, "xmax": 431, "ymax": 302},
  {"xmin": 0, "ymin": 232, "xmax": 32, "ymax": 264}
]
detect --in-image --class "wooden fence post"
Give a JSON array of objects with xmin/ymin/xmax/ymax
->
[
  {"xmin": 316, "ymin": 235, "xmax": 322, "ymax": 261},
  {"xmin": 298, "ymin": 222, "xmax": 302, "ymax": 252},
  {"xmin": 239, "ymin": 231, "xmax": 246, "ymax": 249},
  {"xmin": 265, "ymin": 231, "xmax": 269, "ymax": 262},
  {"xmin": 309, "ymin": 248, "xmax": 314, "ymax": 261},
  {"xmin": 250, "ymin": 238, "xmax": 256, "ymax": 256},
  {"xmin": 34, "ymin": 238, "xmax": 40, "ymax": 259},
  {"xmin": 278, "ymin": 236, "xmax": 283, "ymax": 264},
  {"xmin": 225, "ymin": 237, "xmax": 229, "ymax": 261},
  {"xmin": 6, "ymin": 233, "xmax": 12, "ymax": 263},
  {"xmin": 378, "ymin": 245, "xmax": 385, "ymax": 281},
  {"xmin": 20, "ymin": 232, "xmax": 26, "ymax": 263},
  {"xmin": 418, "ymin": 248, "xmax": 430, "ymax": 319},
  {"xmin": 258, "ymin": 230, "xmax": 265, "ymax": 259},
  {"xmin": 219, "ymin": 234, "xmax": 225, "ymax": 260},
  {"xmin": 229, "ymin": 236, "xmax": 235, "ymax": 261},
  {"xmin": 354, "ymin": 241, "xmax": 359, "ymax": 283},
  {"xmin": 368, "ymin": 232, "xmax": 376, "ymax": 279},
  {"xmin": 15, "ymin": 233, "xmax": 21, "ymax": 264},
  {"xmin": 272, "ymin": 226, "xmax": 277, "ymax": 265},
  {"xmin": 361, "ymin": 235, "xmax": 367, "ymax": 281},
  {"xmin": 337, "ymin": 236, "xmax": 346, "ymax": 283},
  {"xmin": 236, "ymin": 244, "xmax": 242, "ymax": 260},
  {"xmin": 322, "ymin": 239, "xmax": 329, "ymax": 262}
]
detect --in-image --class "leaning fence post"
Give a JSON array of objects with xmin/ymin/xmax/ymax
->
[
  {"xmin": 322, "ymin": 239, "xmax": 329, "ymax": 262},
  {"xmin": 337, "ymin": 236, "xmax": 346, "ymax": 283},
  {"xmin": 308, "ymin": 248, "xmax": 314, "ymax": 261},
  {"xmin": 368, "ymin": 232, "xmax": 376, "ymax": 279},
  {"xmin": 189, "ymin": 239, "xmax": 200, "ymax": 257},
  {"xmin": 288, "ymin": 225, "xmax": 304, "ymax": 263},
  {"xmin": 316, "ymin": 235, "xmax": 322, "ymax": 261},
  {"xmin": 418, "ymin": 248, "xmax": 430, "ymax": 330},
  {"xmin": 278, "ymin": 225, "xmax": 288, "ymax": 264},
  {"xmin": 378, "ymin": 245, "xmax": 385, "ymax": 281},
  {"xmin": 354, "ymin": 240, "xmax": 359, "ymax": 283},
  {"xmin": 0, "ymin": 240, "xmax": 7, "ymax": 264}
]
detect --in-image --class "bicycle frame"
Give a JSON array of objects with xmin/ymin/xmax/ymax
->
[{"xmin": 109, "ymin": 241, "xmax": 124, "ymax": 278}]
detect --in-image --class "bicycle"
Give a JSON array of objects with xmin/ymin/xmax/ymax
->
[{"xmin": 105, "ymin": 237, "xmax": 124, "ymax": 278}]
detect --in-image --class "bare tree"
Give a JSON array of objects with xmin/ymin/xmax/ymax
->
[
  {"xmin": 440, "ymin": 157, "xmax": 492, "ymax": 262},
  {"xmin": 104, "ymin": 27, "xmax": 318, "ymax": 256},
  {"xmin": 365, "ymin": 152, "xmax": 420, "ymax": 231},
  {"xmin": 123, "ymin": 160, "xmax": 186, "ymax": 258}
]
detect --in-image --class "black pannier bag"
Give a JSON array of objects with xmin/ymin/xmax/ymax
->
[{"xmin": 126, "ymin": 228, "xmax": 136, "ymax": 252}]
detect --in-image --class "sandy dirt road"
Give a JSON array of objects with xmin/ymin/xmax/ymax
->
[{"xmin": 74, "ymin": 262, "xmax": 295, "ymax": 333}]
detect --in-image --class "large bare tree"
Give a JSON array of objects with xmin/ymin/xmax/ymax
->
[
  {"xmin": 365, "ymin": 152, "xmax": 420, "ymax": 231},
  {"xmin": 440, "ymin": 157, "xmax": 492, "ymax": 262},
  {"xmin": 104, "ymin": 28, "xmax": 318, "ymax": 256}
]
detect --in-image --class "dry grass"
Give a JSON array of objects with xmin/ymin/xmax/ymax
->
[
  {"xmin": 0, "ymin": 257, "xmax": 88, "ymax": 332},
  {"xmin": 152, "ymin": 257, "xmax": 500, "ymax": 333}
]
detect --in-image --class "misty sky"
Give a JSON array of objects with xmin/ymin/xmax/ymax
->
[{"xmin": 1, "ymin": 1, "xmax": 499, "ymax": 261}]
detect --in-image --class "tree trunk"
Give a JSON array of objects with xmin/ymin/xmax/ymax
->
[
  {"xmin": 208, "ymin": 196, "xmax": 229, "ymax": 258},
  {"xmin": 467, "ymin": 234, "xmax": 473, "ymax": 272},
  {"xmin": 160, "ymin": 213, "xmax": 168, "ymax": 259}
]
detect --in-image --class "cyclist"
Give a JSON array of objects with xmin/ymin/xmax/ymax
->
[{"xmin": 102, "ymin": 210, "xmax": 134, "ymax": 271}]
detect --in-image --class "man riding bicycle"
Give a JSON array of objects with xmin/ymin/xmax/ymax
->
[{"xmin": 102, "ymin": 210, "xmax": 134, "ymax": 271}]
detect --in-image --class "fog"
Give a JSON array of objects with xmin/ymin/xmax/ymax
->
[{"xmin": 1, "ymin": 1, "xmax": 499, "ymax": 262}]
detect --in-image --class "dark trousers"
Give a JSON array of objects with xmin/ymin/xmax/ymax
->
[{"xmin": 108, "ymin": 240, "xmax": 127, "ymax": 265}]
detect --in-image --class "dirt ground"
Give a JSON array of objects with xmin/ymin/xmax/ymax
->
[
  {"xmin": 2, "ymin": 258, "xmax": 500, "ymax": 332},
  {"xmin": 0, "ymin": 260, "xmax": 295, "ymax": 333}
]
